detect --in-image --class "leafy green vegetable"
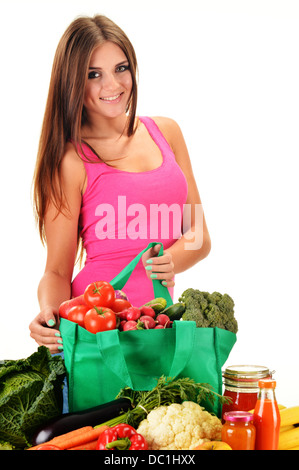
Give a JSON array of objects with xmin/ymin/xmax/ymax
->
[
  {"xmin": 0, "ymin": 346, "xmax": 65, "ymax": 449},
  {"xmin": 179, "ymin": 288, "xmax": 238, "ymax": 333},
  {"xmin": 97, "ymin": 376, "xmax": 230, "ymax": 429}
]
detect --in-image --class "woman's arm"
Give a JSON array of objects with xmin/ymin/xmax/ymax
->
[
  {"xmin": 29, "ymin": 145, "xmax": 86, "ymax": 353},
  {"xmin": 142, "ymin": 117, "xmax": 211, "ymax": 285},
  {"xmin": 162, "ymin": 117, "xmax": 211, "ymax": 272}
]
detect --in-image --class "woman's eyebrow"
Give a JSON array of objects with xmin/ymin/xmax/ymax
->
[{"xmin": 89, "ymin": 60, "xmax": 129, "ymax": 70}]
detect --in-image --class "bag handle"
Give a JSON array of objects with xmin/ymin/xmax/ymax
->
[
  {"xmin": 95, "ymin": 320, "xmax": 197, "ymax": 390},
  {"xmin": 110, "ymin": 242, "xmax": 173, "ymax": 307}
]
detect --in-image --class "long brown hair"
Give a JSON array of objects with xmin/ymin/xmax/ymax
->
[{"xmin": 32, "ymin": 15, "xmax": 138, "ymax": 245}]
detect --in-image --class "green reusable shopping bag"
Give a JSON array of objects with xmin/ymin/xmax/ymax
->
[{"xmin": 60, "ymin": 242, "xmax": 237, "ymax": 416}]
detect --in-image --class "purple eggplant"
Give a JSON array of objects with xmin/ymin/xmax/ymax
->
[{"xmin": 30, "ymin": 398, "xmax": 131, "ymax": 446}]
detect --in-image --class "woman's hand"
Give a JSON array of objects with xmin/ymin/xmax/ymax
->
[
  {"xmin": 142, "ymin": 244, "xmax": 175, "ymax": 288},
  {"xmin": 29, "ymin": 307, "xmax": 63, "ymax": 354}
]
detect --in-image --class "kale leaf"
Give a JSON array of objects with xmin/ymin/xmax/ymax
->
[{"xmin": 0, "ymin": 346, "xmax": 65, "ymax": 449}]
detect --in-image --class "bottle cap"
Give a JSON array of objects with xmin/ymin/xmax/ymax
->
[
  {"xmin": 258, "ymin": 378, "xmax": 276, "ymax": 389},
  {"xmin": 223, "ymin": 411, "xmax": 254, "ymax": 423}
]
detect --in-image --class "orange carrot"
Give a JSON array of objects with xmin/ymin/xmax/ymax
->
[
  {"xmin": 58, "ymin": 425, "xmax": 109, "ymax": 450},
  {"xmin": 50, "ymin": 426, "xmax": 93, "ymax": 446},
  {"xmin": 27, "ymin": 425, "xmax": 108, "ymax": 450},
  {"xmin": 68, "ymin": 439, "xmax": 98, "ymax": 450},
  {"xmin": 27, "ymin": 426, "xmax": 93, "ymax": 449}
]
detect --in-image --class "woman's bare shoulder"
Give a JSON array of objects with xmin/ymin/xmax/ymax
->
[
  {"xmin": 150, "ymin": 116, "xmax": 185, "ymax": 150},
  {"xmin": 61, "ymin": 141, "xmax": 87, "ymax": 193},
  {"xmin": 63, "ymin": 141, "xmax": 83, "ymax": 163},
  {"xmin": 150, "ymin": 116, "xmax": 181, "ymax": 132}
]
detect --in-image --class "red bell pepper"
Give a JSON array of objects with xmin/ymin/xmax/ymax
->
[{"xmin": 96, "ymin": 423, "xmax": 148, "ymax": 450}]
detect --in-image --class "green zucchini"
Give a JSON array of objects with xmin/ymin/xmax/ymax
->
[
  {"xmin": 160, "ymin": 302, "xmax": 186, "ymax": 320},
  {"xmin": 143, "ymin": 297, "xmax": 167, "ymax": 312}
]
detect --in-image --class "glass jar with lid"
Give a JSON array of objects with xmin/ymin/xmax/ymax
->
[
  {"xmin": 222, "ymin": 411, "xmax": 256, "ymax": 450},
  {"xmin": 222, "ymin": 365, "xmax": 273, "ymax": 419}
]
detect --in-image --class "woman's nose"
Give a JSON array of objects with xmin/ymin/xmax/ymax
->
[{"xmin": 102, "ymin": 72, "xmax": 119, "ymax": 90}]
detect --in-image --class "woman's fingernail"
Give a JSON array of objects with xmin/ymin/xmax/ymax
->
[
  {"xmin": 58, "ymin": 345, "xmax": 64, "ymax": 350},
  {"xmin": 146, "ymin": 259, "xmax": 153, "ymax": 264},
  {"xmin": 48, "ymin": 319, "xmax": 55, "ymax": 327},
  {"xmin": 150, "ymin": 273, "xmax": 157, "ymax": 279},
  {"xmin": 57, "ymin": 339, "xmax": 63, "ymax": 344},
  {"xmin": 162, "ymin": 281, "xmax": 168, "ymax": 286},
  {"xmin": 145, "ymin": 265, "xmax": 152, "ymax": 271},
  {"xmin": 55, "ymin": 332, "xmax": 61, "ymax": 337}
]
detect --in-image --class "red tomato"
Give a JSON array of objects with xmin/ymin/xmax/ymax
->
[
  {"xmin": 84, "ymin": 307, "xmax": 116, "ymax": 334},
  {"xmin": 59, "ymin": 294, "xmax": 87, "ymax": 319},
  {"xmin": 84, "ymin": 281, "xmax": 115, "ymax": 308},
  {"xmin": 68, "ymin": 305, "xmax": 90, "ymax": 328},
  {"xmin": 111, "ymin": 298, "xmax": 132, "ymax": 312},
  {"xmin": 36, "ymin": 445, "xmax": 61, "ymax": 450}
]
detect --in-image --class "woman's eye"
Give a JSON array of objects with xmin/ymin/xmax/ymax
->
[
  {"xmin": 88, "ymin": 70, "xmax": 101, "ymax": 79},
  {"xmin": 116, "ymin": 65, "xmax": 130, "ymax": 73}
]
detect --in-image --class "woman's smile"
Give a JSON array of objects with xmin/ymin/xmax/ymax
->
[{"xmin": 100, "ymin": 92, "xmax": 124, "ymax": 103}]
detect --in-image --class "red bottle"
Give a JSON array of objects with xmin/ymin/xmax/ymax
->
[{"xmin": 253, "ymin": 379, "xmax": 281, "ymax": 450}]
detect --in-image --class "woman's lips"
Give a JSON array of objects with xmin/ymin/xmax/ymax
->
[{"xmin": 100, "ymin": 92, "xmax": 123, "ymax": 103}]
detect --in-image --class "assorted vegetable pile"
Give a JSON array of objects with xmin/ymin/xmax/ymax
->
[
  {"xmin": 2, "ymin": 342, "xmax": 298, "ymax": 450},
  {"xmin": 98, "ymin": 376, "xmax": 228, "ymax": 430},
  {"xmin": 25, "ymin": 375, "xmax": 228, "ymax": 450},
  {"xmin": 0, "ymin": 280, "xmax": 244, "ymax": 450},
  {"xmin": 59, "ymin": 280, "xmax": 186, "ymax": 333},
  {"xmin": 59, "ymin": 280, "xmax": 238, "ymax": 335},
  {"xmin": 0, "ymin": 340, "xmax": 231, "ymax": 451}
]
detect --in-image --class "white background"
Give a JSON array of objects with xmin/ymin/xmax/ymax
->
[{"xmin": 0, "ymin": 0, "xmax": 298, "ymax": 406}]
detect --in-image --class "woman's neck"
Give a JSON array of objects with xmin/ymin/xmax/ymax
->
[{"xmin": 82, "ymin": 113, "xmax": 130, "ymax": 142}]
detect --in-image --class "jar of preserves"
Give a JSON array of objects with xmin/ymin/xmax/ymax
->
[
  {"xmin": 222, "ymin": 411, "xmax": 256, "ymax": 450},
  {"xmin": 222, "ymin": 365, "xmax": 273, "ymax": 419}
]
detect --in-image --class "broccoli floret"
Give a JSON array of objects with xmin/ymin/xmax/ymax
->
[
  {"xmin": 178, "ymin": 288, "xmax": 238, "ymax": 333},
  {"xmin": 204, "ymin": 303, "xmax": 226, "ymax": 329},
  {"xmin": 216, "ymin": 293, "xmax": 235, "ymax": 316},
  {"xmin": 178, "ymin": 289, "xmax": 210, "ymax": 327},
  {"xmin": 223, "ymin": 317, "xmax": 238, "ymax": 334}
]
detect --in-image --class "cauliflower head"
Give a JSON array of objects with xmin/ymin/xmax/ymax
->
[{"xmin": 136, "ymin": 401, "xmax": 222, "ymax": 450}]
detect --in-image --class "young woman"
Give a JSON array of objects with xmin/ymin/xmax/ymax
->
[{"xmin": 29, "ymin": 15, "xmax": 211, "ymax": 353}]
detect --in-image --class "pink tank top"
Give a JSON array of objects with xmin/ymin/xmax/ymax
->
[{"xmin": 71, "ymin": 117, "xmax": 188, "ymax": 307}]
